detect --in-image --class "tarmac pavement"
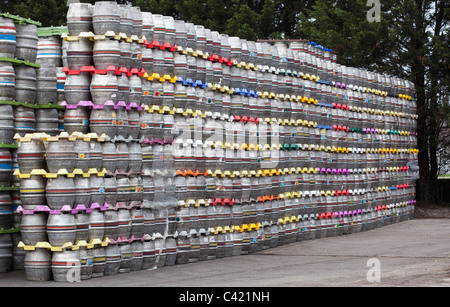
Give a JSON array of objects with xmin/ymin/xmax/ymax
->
[{"xmin": 1, "ymin": 218, "xmax": 450, "ymax": 289}]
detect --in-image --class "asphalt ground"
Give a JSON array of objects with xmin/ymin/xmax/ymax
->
[{"xmin": 1, "ymin": 218, "xmax": 449, "ymax": 292}]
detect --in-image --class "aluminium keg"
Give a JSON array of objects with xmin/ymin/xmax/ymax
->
[
  {"xmin": 104, "ymin": 177, "xmax": 118, "ymax": 207},
  {"xmin": 15, "ymin": 23, "xmax": 38, "ymax": 63},
  {"xmin": 210, "ymin": 31, "xmax": 221, "ymax": 55},
  {"xmin": 152, "ymin": 14, "xmax": 165, "ymax": 44},
  {"xmin": 92, "ymin": 1, "xmax": 121, "ymax": 35},
  {"xmin": 90, "ymin": 72, "xmax": 118, "ymax": 105},
  {"xmin": 0, "ymin": 233, "xmax": 12, "ymax": 273},
  {"xmin": 35, "ymin": 65, "xmax": 57, "ymax": 105},
  {"xmin": 45, "ymin": 175, "xmax": 76, "ymax": 210},
  {"xmin": 115, "ymin": 107, "xmax": 129, "ymax": 139},
  {"xmin": 0, "ymin": 148, "xmax": 12, "ymax": 187},
  {"xmin": 104, "ymin": 243, "xmax": 121, "ymax": 276},
  {"xmin": 119, "ymin": 41, "xmax": 132, "ymax": 70},
  {"xmin": 119, "ymin": 5, "xmax": 133, "ymax": 37},
  {"xmin": 66, "ymin": 38, "xmax": 93, "ymax": 70},
  {"xmin": 115, "ymin": 142, "xmax": 129, "ymax": 174},
  {"xmin": 141, "ymin": 45, "xmax": 153, "ymax": 73},
  {"xmin": 174, "ymin": 20, "xmax": 187, "ymax": 48},
  {"xmin": 0, "ymin": 17, "xmax": 16, "ymax": 58},
  {"xmin": 64, "ymin": 71, "xmax": 91, "ymax": 105},
  {"xmin": 131, "ymin": 42, "xmax": 142, "ymax": 69},
  {"xmin": 127, "ymin": 108, "xmax": 141, "ymax": 140},
  {"xmin": 35, "ymin": 108, "xmax": 59, "ymax": 136},
  {"xmin": 89, "ymin": 171, "xmax": 105, "ymax": 206},
  {"xmin": 14, "ymin": 66, "xmax": 37, "ymax": 104},
  {"xmin": 19, "ymin": 212, "xmax": 48, "ymax": 245},
  {"xmin": 128, "ymin": 142, "xmax": 142, "ymax": 174},
  {"xmin": 89, "ymin": 106, "xmax": 118, "ymax": 139},
  {"xmin": 128, "ymin": 74, "xmax": 142, "ymax": 104},
  {"xmin": 63, "ymin": 107, "xmax": 90, "ymax": 134},
  {"xmin": 74, "ymin": 175, "xmax": 91, "ymax": 206},
  {"xmin": 67, "ymin": 3, "xmax": 93, "ymax": 36},
  {"xmin": 46, "ymin": 213, "xmax": 77, "ymax": 246},
  {"xmin": 93, "ymin": 39, "xmax": 121, "ymax": 70},
  {"xmin": 16, "ymin": 135, "xmax": 46, "ymax": 173},
  {"xmin": 185, "ymin": 23, "xmax": 196, "ymax": 50},
  {"xmin": 0, "ymin": 105, "xmax": 14, "ymax": 145},
  {"xmin": 79, "ymin": 246, "xmax": 93, "ymax": 280},
  {"xmin": 118, "ymin": 242, "xmax": 132, "ymax": 273},
  {"xmin": 117, "ymin": 208, "xmax": 131, "ymax": 239},
  {"xmin": 101, "ymin": 142, "xmax": 118, "ymax": 174},
  {"xmin": 88, "ymin": 208, "xmax": 105, "ymax": 242},
  {"xmin": 194, "ymin": 25, "xmax": 207, "ymax": 53},
  {"xmin": 142, "ymin": 12, "xmax": 154, "ymax": 42},
  {"xmin": 130, "ymin": 240, "xmax": 143, "ymax": 271},
  {"xmin": 44, "ymin": 133, "xmax": 76, "ymax": 173},
  {"xmin": 74, "ymin": 211, "xmax": 89, "ymax": 242},
  {"xmin": 162, "ymin": 16, "xmax": 175, "ymax": 46},
  {"xmin": 36, "ymin": 36, "xmax": 63, "ymax": 67},
  {"xmin": 117, "ymin": 72, "xmax": 130, "ymax": 103},
  {"xmin": 19, "ymin": 175, "xmax": 46, "ymax": 210}
]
